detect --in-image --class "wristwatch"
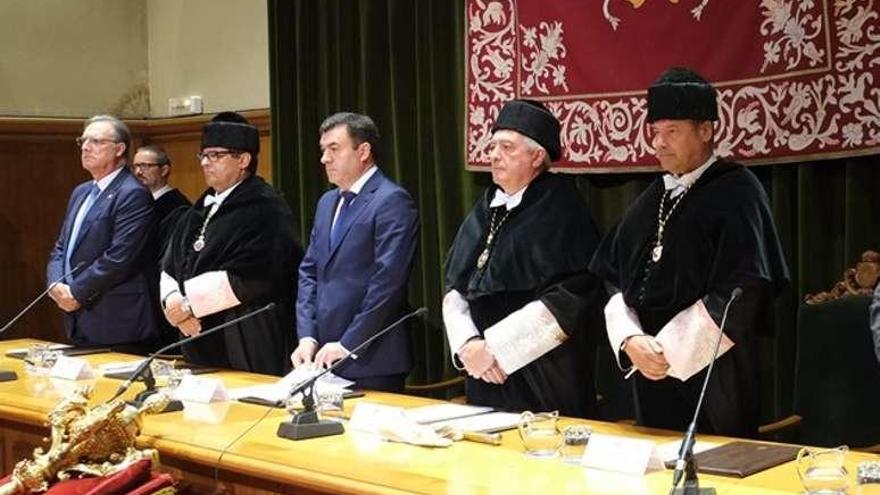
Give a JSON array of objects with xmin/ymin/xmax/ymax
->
[{"xmin": 179, "ymin": 297, "xmax": 194, "ymax": 317}]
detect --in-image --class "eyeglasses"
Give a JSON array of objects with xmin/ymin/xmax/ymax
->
[
  {"xmin": 196, "ymin": 150, "xmax": 240, "ymax": 162},
  {"xmin": 131, "ymin": 162, "xmax": 163, "ymax": 170},
  {"xmin": 76, "ymin": 136, "xmax": 118, "ymax": 147}
]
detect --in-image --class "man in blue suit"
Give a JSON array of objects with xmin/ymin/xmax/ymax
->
[
  {"xmin": 47, "ymin": 115, "xmax": 160, "ymax": 349},
  {"xmin": 292, "ymin": 112, "xmax": 419, "ymax": 392}
]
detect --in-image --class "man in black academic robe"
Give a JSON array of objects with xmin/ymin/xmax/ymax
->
[
  {"xmin": 131, "ymin": 144, "xmax": 191, "ymax": 243},
  {"xmin": 160, "ymin": 112, "xmax": 302, "ymax": 376},
  {"xmin": 443, "ymin": 100, "xmax": 604, "ymax": 418},
  {"xmin": 590, "ymin": 68, "xmax": 789, "ymax": 437}
]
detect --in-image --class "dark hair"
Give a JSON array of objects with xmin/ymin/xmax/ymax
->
[
  {"xmin": 136, "ymin": 144, "xmax": 171, "ymax": 166},
  {"xmin": 319, "ymin": 112, "xmax": 380, "ymax": 161},
  {"xmin": 85, "ymin": 115, "xmax": 131, "ymax": 165}
]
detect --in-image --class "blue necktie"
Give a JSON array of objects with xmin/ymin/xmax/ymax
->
[
  {"xmin": 330, "ymin": 191, "xmax": 357, "ymax": 248},
  {"xmin": 64, "ymin": 184, "xmax": 99, "ymax": 281}
]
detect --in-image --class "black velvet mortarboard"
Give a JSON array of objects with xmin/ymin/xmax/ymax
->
[
  {"xmin": 647, "ymin": 67, "xmax": 719, "ymax": 123},
  {"xmin": 201, "ymin": 112, "xmax": 260, "ymax": 153},
  {"xmin": 492, "ymin": 99, "xmax": 562, "ymax": 161}
]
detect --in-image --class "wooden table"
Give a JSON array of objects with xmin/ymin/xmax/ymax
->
[{"xmin": 0, "ymin": 338, "xmax": 874, "ymax": 494}]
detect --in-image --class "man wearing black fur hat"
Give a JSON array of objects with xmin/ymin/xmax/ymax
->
[
  {"xmin": 160, "ymin": 112, "xmax": 303, "ymax": 375},
  {"xmin": 590, "ymin": 67, "xmax": 789, "ymax": 437},
  {"xmin": 443, "ymin": 100, "xmax": 604, "ymax": 418}
]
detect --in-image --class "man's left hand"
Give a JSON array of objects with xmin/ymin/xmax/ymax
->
[
  {"xmin": 314, "ymin": 342, "xmax": 349, "ymax": 369},
  {"xmin": 50, "ymin": 283, "xmax": 81, "ymax": 312},
  {"xmin": 480, "ymin": 361, "xmax": 508, "ymax": 385}
]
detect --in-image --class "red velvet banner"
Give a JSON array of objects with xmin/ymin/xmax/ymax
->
[{"xmin": 465, "ymin": 0, "xmax": 880, "ymax": 172}]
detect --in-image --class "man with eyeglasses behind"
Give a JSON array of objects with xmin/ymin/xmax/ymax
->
[
  {"xmin": 131, "ymin": 144, "xmax": 191, "ymax": 246},
  {"xmin": 160, "ymin": 112, "xmax": 303, "ymax": 375},
  {"xmin": 46, "ymin": 115, "xmax": 162, "ymax": 351}
]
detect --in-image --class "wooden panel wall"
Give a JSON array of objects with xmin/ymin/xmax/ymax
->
[{"xmin": 0, "ymin": 110, "xmax": 271, "ymax": 344}]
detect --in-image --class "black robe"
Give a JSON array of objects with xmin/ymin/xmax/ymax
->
[
  {"xmin": 162, "ymin": 175, "xmax": 303, "ymax": 376},
  {"xmin": 590, "ymin": 160, "xmax": 789, "ymax": 437},
  {"xmin": 150, "ymin": 188, "xmax": 192, "ymax": 351},
  {"xmin": 445, "ymin": 172, "xmax": 605, "ymax": 418},
  {"xmin": 154, "ymin": 188, "xmax": 191, "ymax": 248}
]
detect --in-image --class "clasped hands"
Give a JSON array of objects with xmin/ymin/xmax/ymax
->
[
  {"xmin": 163, "ymin": 292, "xmax": 202, "ymax": 336},
  {"xmin": 457, "ymin": 338, "xmax": 507, "ymax": 385},
  {"xmin": 48, "ymin": 283, "xmax": 81, "ymax": 312},
  {"xmin": 623, "ymin": 335, "xmax": 670, "ymax": 380},
  {"xmin": 290, "ymin": 339, "xmax": 349, "ymax": 369}
]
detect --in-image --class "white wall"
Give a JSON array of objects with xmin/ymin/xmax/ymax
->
[
  {"xmin": 146, "ymin": 0, "xmax": 270, "ymax": 117},
  {"xmin": 0, "ymin": 0, "xmax": 269, "ymax": 118},
  {"xmin": 0, "ymin": 0, "xmax": 149, "ymax": 118}
]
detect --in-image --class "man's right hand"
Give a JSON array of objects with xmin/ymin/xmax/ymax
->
[
  {"xmin": 290, "ymin": 339, "xmax": 318, "ymax": 367},
  {"xmin": 457, "ymin": 338, "xmax": 495, "ymax": 379},
  {"xmin": 623, "ymin": 335, "xmax": 670, "ymax": 380},
  {"xmin": 163, "ymin": 292, "xmax": 191, "ymax": 326}
]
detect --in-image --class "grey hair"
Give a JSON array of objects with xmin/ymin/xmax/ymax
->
[
  {"xmin": 85, "ymin": 115, "xmax": 131, "ymax": 165},
  {"xmin": 523, "ymin": 135, "xmax": 552, "ymax": 171}
]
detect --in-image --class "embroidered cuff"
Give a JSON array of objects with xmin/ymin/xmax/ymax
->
[
  {"xmin": 605, "ymin": 292, "xmax": 644, "ymax": 369},
  {"xmin": 442, "ymin": 290, "xmax": 480, "ymax": 357},
  {"xmin": 484, "ymin": 300, "xmax": 567, "ymax": 375},
  {"xmin": 183, "ymin": 271, "xmax": 242, "ymax": 318},
  {"xmin": 160, "ymin": 271, "xmax": 181, "ymax": 304}
]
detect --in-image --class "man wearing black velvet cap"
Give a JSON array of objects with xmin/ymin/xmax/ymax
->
[
  {"xmin": 590, "ymin": 67, "xmax": 790, "ymax": 437},
  {"xmin": 160, "ymin": 112, "xmax": 303, "ymax": 375},
  {"xmin": 443, "ymin": 99, "xmax": 605, "ymax": 418}
]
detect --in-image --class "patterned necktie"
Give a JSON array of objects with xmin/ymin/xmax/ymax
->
[
  {"xmin": 64, "ymin": 184, "xmax": 100, "ymax": 281},
  {"xmin": 330, "ymin": 191, "xmax": 357, "ymax": 248}
]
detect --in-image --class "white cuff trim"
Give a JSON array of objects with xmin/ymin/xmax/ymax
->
[
  {"xmin": 442, "ymin": 290, "xmax": 480, "ymax": 356},
  {"xmin": 484, "ymin": 300, "xmax": 566, "ymax": 375},
  {"xmin": 160, "ymin": 271, "xmax": 181, "ymax": 302},
  {"xmin": 605, "ymin": 292, "xmax": 644, "ymax": 369},
  {"xmin": 183, "ymin": 271, "xmax": 242, "ymax": 318}
]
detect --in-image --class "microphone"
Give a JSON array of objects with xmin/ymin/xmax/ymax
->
[
  {"xmin": 0, "ymin": 262, "xmax": 86, "ymax": 334},
  {"xmin": 108, "ymin": 302, "xmax": 276, "ymax": 404},
  {"xmin": 669, "ymin": 287, "xmax": 741, "ymax": 495},
  {"xmin": 277, "ymin": 307, "xmax": 428, "ymax": 440},
  {"xmin": 0, "ymin": 262, "xmax": 86, "ymax": 383}
]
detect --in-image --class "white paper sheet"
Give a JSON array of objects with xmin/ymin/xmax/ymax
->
[
  {"xmin": 429, "ymin": 411, "xmax": 521, "ymax": 433},
  {"xmin": 228, "ymin": 366, "xmax": 354, "ymax": 403},
  {"xmin": 405, "ymin": 403, "xmax": 493, "ymax": 424}
]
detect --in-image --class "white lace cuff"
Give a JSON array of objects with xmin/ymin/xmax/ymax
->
[
  {"xmin": 442, "ymin": 290, "xmax": 480, "ymax": 357},
  {"xmin": 605, "ymin": 292, "xmax": 644, "ymax": 369},
  {"xmin": 484, "ymin": 300, "xmax": 566, "ymax": 375},
  {"xmin": 159, "ymin": 271, "xmax": 180, "ymax": 304},
  {"xmin": 183, "ymin": 271, "xmax": 242, "ymax": 318}
]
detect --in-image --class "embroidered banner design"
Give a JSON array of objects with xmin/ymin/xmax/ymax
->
[{"xmin": 465, "ymin": 0, "xmax": 880, "ymax": 172}]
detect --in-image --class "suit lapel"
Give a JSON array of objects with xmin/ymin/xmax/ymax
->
[
  {"xmin": 326, "ymin": 171, "xmax": 384, "ymax": 262},
  {"xmin": 71, "ymin": 168, "xmax": 126, "ymax": 253}
]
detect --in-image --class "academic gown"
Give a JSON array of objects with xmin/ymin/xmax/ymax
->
[
  {"xmin": 154, "ymin": 188, "xmax": 191, "ymax": 248},
  {"xmin": 445, "ymin": 172, "xmax": 605, "ymax": 418},
  {"xmin": 162, "ymin": 175, "xmax": 303, "ymax": 376},
  {"xmin": 590, "ymin": 160, "xmax": 789, "ymax": 437}
]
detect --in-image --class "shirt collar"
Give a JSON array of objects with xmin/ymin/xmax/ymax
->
[
  {"xmin": 662, "ymin": 154, "xmax": 717, "ymax": 197},
  {"xmin": 204, "ymin": 180, "xmax": 243, "ymax": 208},
  {"xmin": 152, "ymin": 185, "xmax": 172, "ymax": 200},
  {"xmin": 347, "ymin": 165, "xmax": 378, "ymax": 195},
  {"xmin": 95, "ymin": 166, "xmax": 124, "ymax": 192},
  {"xmin": 490, "ymin": 185, "xmax": 528, "ymax": 211}
]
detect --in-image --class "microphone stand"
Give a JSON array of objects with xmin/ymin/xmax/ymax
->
[
  {"xmin": 669, "ymin": 287, "xmax": 742, "ymax": 495},
  {"xmin": 277, "ymin": 307, "xmax": 428, "ymax": 441},
  {"xmin": 107, "ymin": 302, "xmax": 276, "ymax": 412},
  {"xmin": 0, "ymin": 262, "xmax": 86, "ymax": 382}
]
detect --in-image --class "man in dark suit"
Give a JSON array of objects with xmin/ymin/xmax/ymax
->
[
  {"xmin": 292, "ymin": 112, "xmax": 419, "ymax": 392},
  {"xmin": 47, "ymin": 115, "xmax": 160, "ymax": 349},
  {"xmin": 131, "ymin": 144, "xmax": 191, "ymax": 245}
]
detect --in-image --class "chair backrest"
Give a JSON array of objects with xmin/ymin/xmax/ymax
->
[{"xmin": 795, "ymin": 295, "xmax": 880, "ymax": 447}]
